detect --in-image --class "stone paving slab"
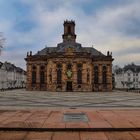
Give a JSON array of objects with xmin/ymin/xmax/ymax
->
[
  {"xmin": 0, "ymin": 131, "xmax": 139, "ymax": 140},
  {"xmin": 0, "ymin": 109, "xmax": 139, "ymax": 139},
  {"xmin": 0, "ymin": 89, "xmax": 140, "ymax": 109},
  {"xmin": 0, "ymin": 109, "xmax": 139, "ymax": 129}
]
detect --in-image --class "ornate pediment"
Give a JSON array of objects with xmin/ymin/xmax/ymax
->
[{"xmin": 65, "ymin": 46, "xmax": 75, "ymax": 55}]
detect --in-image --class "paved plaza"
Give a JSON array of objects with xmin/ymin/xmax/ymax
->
[
  {"xmin": 0, "ymin": 89, "xmax": 140, "ymax": 109},
  {"xmin": 0, "ymin": 109, "xmax": 139, "ymax": 140},
  {"xmin": 0, "ymin": 89, "xmax": 140, "ymax": 139}
]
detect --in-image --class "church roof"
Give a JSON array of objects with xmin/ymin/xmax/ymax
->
[
  {"xmin": 29, "ymin": 20, "xmax": 111, "ymax": 58},
  {"xmin": 36, "ymin": 42, "xmax": 105, "ymax": 57}
]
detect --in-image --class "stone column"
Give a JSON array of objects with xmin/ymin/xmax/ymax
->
[
  {"xmin": 73, "ymin": 62, "xmax": 77, "ymax": 91},
  {"xmin": 46, "ymin": 61, "xmax": 52, "ymax": 91},
  {"xmin": 26, "ymin": 64, "xmax": 32, "ymax": 90},
  {"xmin": 52, "ymin": 63, "xmax": 57, "ymax": 86},
  {"xmin": 45, "ymin": 63, "xmax": 47, "ymax": 90},
  {"xmin": 107, "ymin": 64, "xmax": 112, "ymax": 91},
  {"xmin": 92, "ymin": 64, "xmax": 94, "ymax": 88}
]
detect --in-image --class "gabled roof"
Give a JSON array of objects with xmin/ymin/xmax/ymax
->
[
  {"xmin": 3, "ymin": 62, "xmax": 15, "ymax": 71},
  {"xmin": 1, "ymin": 61, "xmax": 26, "ymax": 73}
]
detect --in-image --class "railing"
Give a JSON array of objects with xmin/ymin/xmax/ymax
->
[{"xmin": 116, "ymin": 88, "xmax": 140, "ymax": 93}]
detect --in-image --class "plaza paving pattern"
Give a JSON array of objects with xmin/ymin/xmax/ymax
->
[
  {"xmin": 0, "ymin": 109, "xmax": 139, "ymax": 139},
  {"xmin": 0, "ymin": 89, "xmax": 140, "ymax": 109},
  {"xmin": 0, "ymin": 89, "xmax": 140, "ymax": 139}
]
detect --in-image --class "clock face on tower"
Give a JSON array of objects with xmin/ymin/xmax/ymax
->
[{"xmin": 67, "ymin": 35, "xmax": 72, "ymax": 40}]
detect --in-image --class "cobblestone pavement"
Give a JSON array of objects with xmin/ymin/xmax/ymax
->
[{"xmin": 0, "ymin": 89, "xmax": 140, "ymax": 109}]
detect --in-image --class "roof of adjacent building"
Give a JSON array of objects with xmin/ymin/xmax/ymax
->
[
  {"xmin": 0, "ymin": 61, "xmax": 26, "ymax": 73},
  {"xmin": 114, "ymin": 63, "xmax": 140, "ymax": 74},
  {"xmin": 124, "ymin": 63, "xmax": 140, "ymax": 73}
]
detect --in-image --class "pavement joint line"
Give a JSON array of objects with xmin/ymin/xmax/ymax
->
[{"xmin": 0, "ymin": 127, "xmax": 139, "ymax": 132}]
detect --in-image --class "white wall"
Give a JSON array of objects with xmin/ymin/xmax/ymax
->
[
  {"xmin": 115, "ymin": 70, "xmax": 140, "ymax": 89},
  {"xmin": 0, "ymin": 63, "xmax": 26, "ymax": 90}
]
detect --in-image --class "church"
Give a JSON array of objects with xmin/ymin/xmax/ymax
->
[{"xmin": 25, "ymin": 20, "xmax": 113, "ymax": 92}]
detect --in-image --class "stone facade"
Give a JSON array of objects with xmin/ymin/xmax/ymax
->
[{"xmin": 25, "ymin": 20, "xmax": 113, "ymax": 92}]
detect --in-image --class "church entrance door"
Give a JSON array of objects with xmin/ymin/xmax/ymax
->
[{"xmin": 66, "ymin": 81, "xmax": 72, "ymax": 91}]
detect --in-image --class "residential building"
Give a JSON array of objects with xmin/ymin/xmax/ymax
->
[
  {"xmin": 114, "ymin": 64, "xmax": 140, "ymax": 89},
  {"xmin": 0, "ymin": 61, "xmax": 26, "ymax": 90}
]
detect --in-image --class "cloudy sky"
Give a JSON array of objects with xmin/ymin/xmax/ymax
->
[{"xmin": 0, "ymin": 0, "xmax": 140, "ymax": 70}]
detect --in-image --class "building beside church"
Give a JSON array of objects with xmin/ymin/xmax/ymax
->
[
  {"xmin": 25, "ymin": 20, "xmax": 113, "ymax": 92},
  {"xmin": 0, "ymin": 61, "xmax": 26, "ymax": 90},
  {"xmin": 114, "ymin": 64, "xmax": 140, "ymax": 89}
]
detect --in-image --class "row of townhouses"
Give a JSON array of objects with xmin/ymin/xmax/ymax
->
[
  {"xmin": 0, "ymin": 61, "xmax": 26, "ymax": 90},
  {"xmin": 114, "ymin": 64, "xmax": 140, "ymax": 89}
]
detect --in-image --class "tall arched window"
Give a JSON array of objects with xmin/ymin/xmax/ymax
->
[
  {"xmin": 40, "ymin": 71, "xmax": 45, "ymax": 84},
  {"xmin": 94, "ymin": 65, "xmax": 98, "ymax": 84},
  {"xmin": 87, "ymin": 68, "xmax": 90, "ymax": 83},
  {"xmin": 77, "ymin": 64, "xmax": 82, "ymax": 84},
  {"xmin": 32, "ymin": 66, "xmax": 36, "ymax": 84},
  {"xmin": 102, "ymin": 65, "xmax": 107, "ymax": 84},
  {"xmin": 57, "ymin": 64, "xmax": 62, "ymax": 84},
  {"xmin": 40, "ymin": 66, "xmax": 45, "ymax": 84},
  {"xmin": 68, "ymin": 26, "xmax": 71, "ymax": 34}
]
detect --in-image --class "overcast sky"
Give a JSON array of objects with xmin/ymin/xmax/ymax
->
[{"xmin": 0, "ymin": 0, "xmax": 140, "ymax": 70}]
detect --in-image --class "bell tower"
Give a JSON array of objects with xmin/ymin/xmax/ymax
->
[{"xmin": 62, "ymin": 20, "xmax": 76, "ymax": 43}]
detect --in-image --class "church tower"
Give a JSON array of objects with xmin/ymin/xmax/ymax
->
[{"xmin": 62, "ymin": 20, "xmax": 76, "ymax": 42}]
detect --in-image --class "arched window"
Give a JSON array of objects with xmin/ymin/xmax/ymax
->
[
  {"xmin": 68, "ymin": 26, "xmax": 71, "ymax": 34},
  {"xmin": 77, "ymin": 64, "xmax": 82, "ymax": 84},
  {"xmin": 57, "ymin": 64, "xmax": 62, "ymax": 84},
  {"xmin": 67, "ymin": 63, "xmax": 72, "ymax": 70},
  {"xmin": 40, "ymin": 71, "xmax": 45, "ymax": 84},
  {"xmin": 40, "ymin": 65, "xmax": 45, "ymax": 84},
  {"xmin": 87, "ymin": 68, "xmax": 90, "ymax": 83},
  {"xmin": 32, "ymin": 66, "xmax": 36, "ymax": 84},
  {"xmin": 32, "ymin": 71, "xmax": 36, "ymax": 84},
  {"xmin": 94, "ymin": 65, "xmax": 98, "ymax": 84},
  {"xmin": 40, "ymin": 65, "xmax": 45, "ymax": 70},
  {"xmin": 102, "ymin": 65, "xmax": 107, "ymax": 84},
  {"xmin": 32, "ymin": 66, "xmax": 36, "ymax": 70}
]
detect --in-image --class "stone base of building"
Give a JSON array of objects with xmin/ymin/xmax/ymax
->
[{"xmin": 26, "ymin": 83, "xmax": 112, "ymax": 92}]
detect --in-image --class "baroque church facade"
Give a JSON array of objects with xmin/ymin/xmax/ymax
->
[{"xmin": 25, "ymin": 20, "xmax": 113, "ymax": 92}]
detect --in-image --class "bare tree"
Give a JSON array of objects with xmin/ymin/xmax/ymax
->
[
  {"xmin": 113, "ymin": 65, "xmax": 122, "ymax": 74},
  {"xmin": 0, "ymin": 32, "xmax": 5, "ymax": 55}
]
